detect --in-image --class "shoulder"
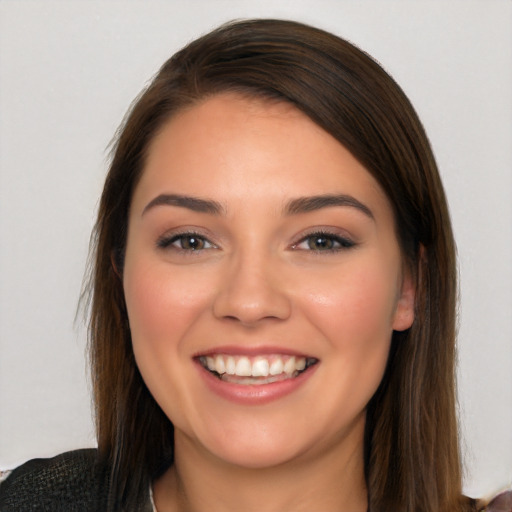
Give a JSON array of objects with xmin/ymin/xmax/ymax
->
[
  {"xmin": 483, "ymin": 490, "xmax": 512, "ymax": 512},
  {"xmin": 0, "ymin": 448, "xmax": 109, "ymax": 511}
]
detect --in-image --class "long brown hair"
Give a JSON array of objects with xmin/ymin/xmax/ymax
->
[{"xmin": 88, "ymin": 19, "xmax": 474, "ymax": 511}]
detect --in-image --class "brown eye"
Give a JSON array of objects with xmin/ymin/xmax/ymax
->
[
  {"xmin": 307, "ymin": 235, "xmax": 336, "ymax": 250},
  {"xmin": 179, "ymin": 235, "xmax": 206, "ymax": 250},
  {"xmin": 293, "ymin": 232, "xmax": 355, "ymax": 252},
  {"xmin": 157, "ymin": 233, "xmax": 214, "ymax": 251}
]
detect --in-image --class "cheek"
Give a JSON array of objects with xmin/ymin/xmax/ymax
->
[
  {"xmin": 302, "ymin": 262, "xmax": 400, "ymax": 343},
  {"xmin": 122, "ymin": 262, "xmax": 216, "ymax": 428},
  {"xmin": 298, "ymin": 256, "xmax": 399, "ymax": 394},
  {"xmin": 290, "ymin": 260, "xmax": 399, "ymax": 429},
  {"xmin": 123, "ymin": 263, "xmax": 213, "ymax": 356}
]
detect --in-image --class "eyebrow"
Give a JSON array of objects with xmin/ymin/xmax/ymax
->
[
  {"xmin": 284, "ymin": 194, "xmax": 374, "ymax": 219},
  {"xmin": 141, "ymin": 192, "xmax": 373, "ymax": 219},
  {"xmin": 142, "ymin": 194, "xmax": 224, "ymax": 216}
]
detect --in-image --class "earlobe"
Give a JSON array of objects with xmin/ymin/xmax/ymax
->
[{"xmin": 392, "ymin": 269, "xmax": 416, "ymax": 332}]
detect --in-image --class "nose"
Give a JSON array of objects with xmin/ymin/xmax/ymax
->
[{"xmin": 212, "ymin": 250, "xmax": 292, "ymax": 325}]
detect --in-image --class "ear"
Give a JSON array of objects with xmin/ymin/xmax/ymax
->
[{"xmin": 392, "ymin": 266, "xmax": 416, "ymax": 332}]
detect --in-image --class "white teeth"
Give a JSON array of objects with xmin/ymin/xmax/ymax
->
[
  {"xmin": 235, "ymin": 357, "xmax": 252, "ymax": 376},
  {"xmin": 251, "ymin": 358, "xmax": 270, "ymax": 377},
  {"xmin": 206, "ymin": 356, "xmax": 216, "ymax": 372},
  {"xmin": 201, "ymin": 354, "xmax": 312, "ymax": 379},
  {"xmin": 283, "ymin": 356, "xmax": 296, "ymax": 375},
  {"xmin": 295, "ymin": 358, "xmax": 306, "ymax": 371},
  {"xmin": 226, "ymin": 356, "xmax": 236, "ymax": 375},
  {"xmin": 214, "ymin": 355, "xmax": 226, "ymax": 374},
  {"xmin": 269, "ymin": 358, "xmax": 284, "ymax": 375}
]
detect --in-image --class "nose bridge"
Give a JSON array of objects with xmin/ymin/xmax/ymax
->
[{"xmin": 212, "ymin": 242, "xmax": 291, "ymax": 324}]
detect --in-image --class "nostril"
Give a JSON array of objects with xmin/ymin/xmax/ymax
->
[
  {"xmin": 211, "ymin": 259, "xmax": 292, "ymax": 323},
  {"xmin": 212, "ymin": 290, "xmax": 292, "ymax": 324}
]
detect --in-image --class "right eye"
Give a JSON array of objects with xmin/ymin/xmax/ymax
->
[
  {"xmin": 292, "ymin": 231, "xmax": 355, "ymax": 252},
  {"xmin": 157, "ymin": 232, "xmax": 215, "ymax": 251}
]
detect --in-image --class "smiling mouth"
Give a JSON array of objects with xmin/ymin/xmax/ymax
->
[{"xmin": 197, "ymin": 354, "xmax": 318, "ymax": 385}]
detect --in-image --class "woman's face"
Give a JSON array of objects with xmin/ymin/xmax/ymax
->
[{"xmin": 123, "ymin": 93, "xmax": 415, "ymax": 469}]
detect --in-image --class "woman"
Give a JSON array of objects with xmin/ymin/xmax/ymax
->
[{"xmin": 0, "ymin": 18, "xmax": 506, "ymax": 512}]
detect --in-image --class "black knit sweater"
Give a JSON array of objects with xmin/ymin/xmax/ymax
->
[
  {"xmin": 2, "ymin": 449, "xmax": 511, "ymax": 512},
  {"xmin": 0, "ymin": 449, "xmax": 152, "ymax": 512}
]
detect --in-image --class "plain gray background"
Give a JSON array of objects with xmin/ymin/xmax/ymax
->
[{"xmin": 0, "ymin": 0, "xmax": 511, "ymax": 498}]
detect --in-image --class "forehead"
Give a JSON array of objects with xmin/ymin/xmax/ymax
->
[{"xmin": 133, "ymin": 92, "xmax": 390, "ymax": 218}]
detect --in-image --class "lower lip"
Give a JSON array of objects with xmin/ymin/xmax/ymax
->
[{"xmin": 196, "ymin": 362, "xmax": 318, "ymax": 405}]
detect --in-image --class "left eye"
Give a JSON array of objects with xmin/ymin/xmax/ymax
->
[
  {"xmin": 294, "ymin": 232, "xmax": 354, "ymax": 251},
  {"xmin": 157, "ymin": 233, "xmax": 214, "ymax": 251}
]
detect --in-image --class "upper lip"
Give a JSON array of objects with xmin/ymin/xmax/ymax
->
[{"xmin": 192, "ymin": 345, "xmax": 317, "ymax": 359}]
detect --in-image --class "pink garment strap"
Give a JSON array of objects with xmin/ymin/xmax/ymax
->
[{"xmin": 486, "ymin": 490, "xmax": 512, "ymax": 512}]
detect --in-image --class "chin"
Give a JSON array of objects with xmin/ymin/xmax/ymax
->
[
  {"xmin": 210, "ymin": 442, "xmax": 304, "ymax": 470},
  {"xmin": 190, "ymin": 419, "xmax": 318, "ymax": 470}
]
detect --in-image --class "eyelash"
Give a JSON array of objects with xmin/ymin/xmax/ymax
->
[
  {"xmin": 156, "ymin": 230, "xmax": 355, "ymax": 253},
  {"xmin": 156, "ymin": 231, "xmax": 216, "ymax": 252},
  {"xmin": 292, "ymin": 231, "xmax": 355, "ymax": 252}
]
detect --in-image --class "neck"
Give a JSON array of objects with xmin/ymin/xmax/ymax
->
[{"xmin": 153, "ymin": 425, "xmax": 368, "ymax": 512}]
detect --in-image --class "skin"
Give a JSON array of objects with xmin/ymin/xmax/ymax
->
[{"xmin": 122, "ymin": 93, "xmax": 415, "ymax": 512}]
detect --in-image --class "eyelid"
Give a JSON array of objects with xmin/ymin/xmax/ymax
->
[
  {"xmin": 291, "ymin": 228, "xmax": 356, "ymax": 251},
  {"xmin": 156, "ymin": 229, "xmax": 217, "ymax": 251}
]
